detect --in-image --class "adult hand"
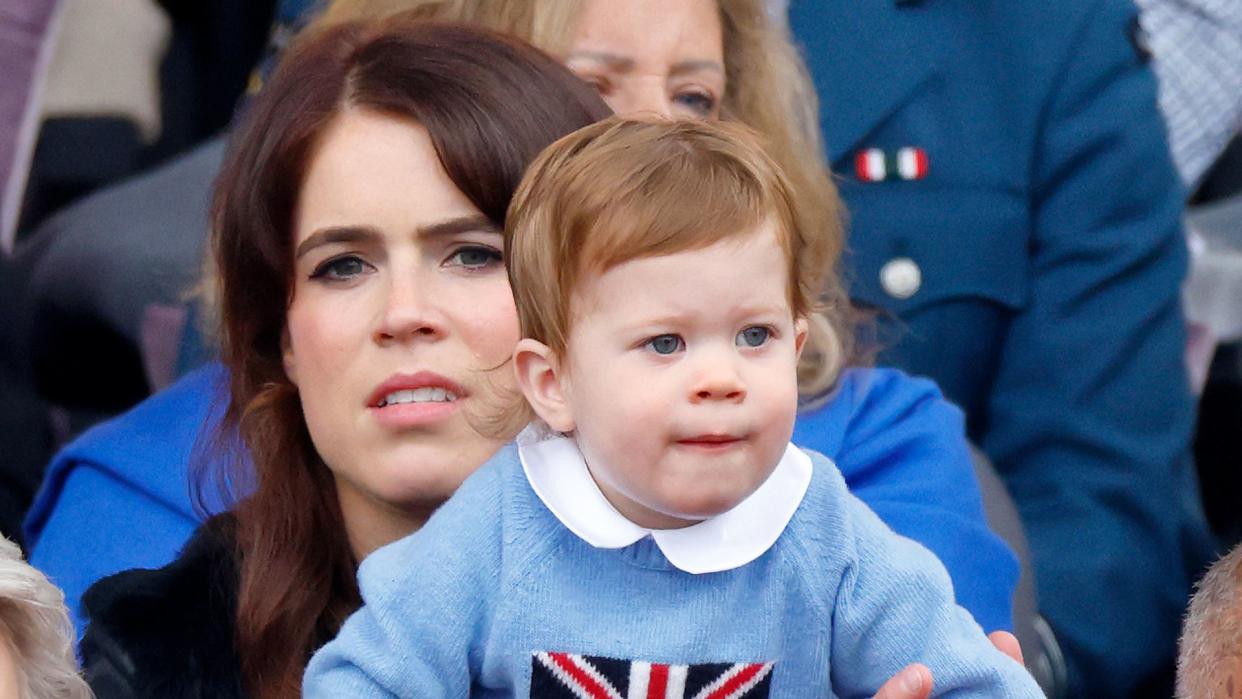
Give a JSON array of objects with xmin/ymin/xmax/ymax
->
[
  {"xmin": 988, "ymin": 630, "xmax": 1024, "ymax": 665},
  {"xmin": 873, "ymin": 664, "xmax": 933, "ymax": 699},
  {"xmin": 871, "ymin": 631, "xmax": 1024, "ymax": 699}
]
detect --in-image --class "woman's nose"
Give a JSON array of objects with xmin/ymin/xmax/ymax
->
[
  {"xmin": 606, "ymin": 78, "xmax": 675, "ymax": 119},
  {"xmin": 374, "ymin": 274, "xmax": 445, "ymax": 343}
]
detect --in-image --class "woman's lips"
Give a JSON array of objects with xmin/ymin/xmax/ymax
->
[
  {"xmin": 370, "ymin": 400, "xmax": 458, "ymax": 429},
  {"xmin": 367, "ymin": 371, "xmax": 465, "ymax": 429}
]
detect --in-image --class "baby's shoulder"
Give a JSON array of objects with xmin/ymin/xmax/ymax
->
[
  {"xmin": 783, "ymin": 448, "xmax": 922, "ymax": 570},
  {"xmin": 468, "ymin": 444, "xmax": 572, "ymax": 565},
  {"xmin": 776, "ymin": 449, "xmax": 859, "ymax": 569},
  {"xmin": 789, "ymin": 448, "xmax": 853, "ymax": 526}
]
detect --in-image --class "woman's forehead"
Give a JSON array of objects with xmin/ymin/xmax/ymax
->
[
  {"xmin": 294, "ymin": 109, "xmax": 481, "ymax": 243},
  {"xmin": 567, "ymin": 0, "xmax": 724, "ymax": 66}
]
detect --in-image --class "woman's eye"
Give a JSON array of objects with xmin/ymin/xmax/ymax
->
[
  {"xmin": 310, "ymin": 255, "xmax": 369, "ymax": 281},
  {"xmin": 673, "ymin": 90, "xmax": 717, "ymax": 117},
  {"xmin": 447, "ymin": 246, "xmax": 502, "ymax": 270},
  {"xmin": 736, "ymin": 326, "xmax": 770, "ymax": 348},
  {"xmin": 577, "ymin": 73, "xmax": 613, "ymax": 97},
  {"xmin": 645, "ymin": 334, "xmax": 684, "ymax": 355}
]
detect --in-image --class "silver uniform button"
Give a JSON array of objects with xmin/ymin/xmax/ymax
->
[{"xmin": 880, "ymin": 257, "xmax": 922, "ymax": 299}]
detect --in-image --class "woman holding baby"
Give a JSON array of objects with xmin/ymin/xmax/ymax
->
[{"xmin": 66, "ymin": 3, "xmax": 1023, "ymax": 698}]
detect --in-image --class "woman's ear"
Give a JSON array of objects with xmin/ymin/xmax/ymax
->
[
  {"xmin": 281, "ymin": 327, "xmax": 299, "ymax": 386},
  {"xmin": 513, "ymin": 338, "xmax": 574, "ymax": 432},
  {"xmin": 794, "ymin": 316, "xmax": 809, "ymax": 359}
]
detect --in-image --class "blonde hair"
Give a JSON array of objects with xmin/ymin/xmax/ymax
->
[
  {"xmin": 319, "ymin": 0, "xmax": 850, "ymax": 396},
  {"xmin": 1177, "ymin": 544, "xmax": 1242, "ymax": 698},
  {"xmin": 507, "ymin": 116, "xmax": 845, "ymax": 396},
  {"xmin": 320, "ymin": 0, "xmax": 579, "ymax": 54},
  {"xmin": 0, "ymin": 538, "xmax": 91, "ymax": 699}
]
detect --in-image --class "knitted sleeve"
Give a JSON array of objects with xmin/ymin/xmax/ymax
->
[
  {"xmin": 302, "ymin": 461, "xmax": 506, "ymax": 697},
  {"xmin": 827, "ymin": 484, "xmax": 1043, "ymax": 698},
  {"xmin": 794, "ymin": 368, "xmax": 1018, "ymax": 632}
]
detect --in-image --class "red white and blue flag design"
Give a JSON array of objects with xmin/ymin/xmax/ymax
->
[
  {"xmin": 531, "ymin": 652, "xmax": 774, "ymax": 699},
  {"xmin": 854, "ymin": 147, "xmax": 929, "ymax": 182}
]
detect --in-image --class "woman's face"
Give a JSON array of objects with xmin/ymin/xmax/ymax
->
[
  {"xmin": 0, "ymin": 637, "xmax": 18, "ymax": 699},
  {"xmin": 284, "ymin": 108, "xmax": 520, "ymax": 545},
  {"xmin": 567, "ymin": 0, "xmax": 725, "ymax": 120}
]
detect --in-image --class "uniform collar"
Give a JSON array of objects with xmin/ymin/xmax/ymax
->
[
  {"xmin": 786, "ymin": 0, "xmax": 945, "ymax": 164},
  {"xmin": 516, "ymin": 426, "xmax": 813, "ymax": 574}
]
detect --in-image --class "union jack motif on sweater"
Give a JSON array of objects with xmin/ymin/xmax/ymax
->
[{"xmin": 530, "ymin": 652, "xmax": 773, "ymax": 699}]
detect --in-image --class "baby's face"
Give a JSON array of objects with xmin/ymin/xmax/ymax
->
[{"xmin": 558, "ymin": 221, "xmax": 806, "ymax": 529}]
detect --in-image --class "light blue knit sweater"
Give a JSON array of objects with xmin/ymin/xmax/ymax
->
[{"xmin": 304, "ymin": 444, "xmax": 1041, "ymax": 697}]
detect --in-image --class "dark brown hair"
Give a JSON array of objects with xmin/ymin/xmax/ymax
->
[{"xmin": 205, "ymin": 17, "xmax": 609, "ymax": 697}]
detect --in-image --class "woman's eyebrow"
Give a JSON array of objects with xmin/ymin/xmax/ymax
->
[
  {"xmin": 568, "ymin": 51, "xmax": 721, "ymax": 78},
  {"xmin": 670, "ymin": 60, "xmax": 724, "ymax": 77},
  {"xmin": 417, "ymin": 215, "xmax": 498, "ymax": 239},
  {"xmin": 294, "ymin": 217, "xmax": 496, "ymax": 260},
  {"xmin": 566, "ymin": 50, "xmax": 635, "ymax": 72},
  {"xmin": 294, "ymin": 226, "xmax": 380, "ymax": 260}
]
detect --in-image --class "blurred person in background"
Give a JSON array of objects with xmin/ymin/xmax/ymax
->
[
  {"xmin": 1175, "ymin": 543, "xmax": 1242, "ymax": 699},
  {"xmin": 0, "ymin": 0, "xmax": 60, "ymax": 250},
  {"xmin": 0, "ymin": 0, "xmax": 287, "ymax": 545},
  {"xmin": 1134, "ymin": 0, "xmax": 1242, "ymax": 190},
  {"xmin": 0, "ymin": 536, "xmax": 91, "ymax": 699},
  {"xmin": 1135, "ymin": 0, "xmax": 1242, "ymax": 551},
  {"xmin": 0, "ymin": 0, "xmax": 60, "ymax": 550},
  {"xmin": 785, "ymin": 1, "xmax": 1212, "ymax": 695}
]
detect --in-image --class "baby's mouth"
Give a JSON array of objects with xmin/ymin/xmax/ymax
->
[{"xmin": 676, "ymin": 434, "xmax": 746, "ymax": 449}]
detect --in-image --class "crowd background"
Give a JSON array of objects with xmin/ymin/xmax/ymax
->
[{"xmin": 0, "ymin": 0, "xmax": 1239, "ymax": 697}]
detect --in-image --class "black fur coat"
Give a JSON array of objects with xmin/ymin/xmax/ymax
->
[{"xmin": 79, "ymin": 515, "xmax": 246, "ymax": 698}]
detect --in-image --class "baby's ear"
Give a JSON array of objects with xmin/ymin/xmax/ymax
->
[
  {"xmin": 513, "ymin": 339, "xmax": 575, "ymax": 432},
  {"xmin": 793, "ymin": 316, "xmax": 809, "ymax": 358}
]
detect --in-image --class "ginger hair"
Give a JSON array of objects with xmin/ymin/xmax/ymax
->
[{"xmin": 507, "ymin": 116, "xmax": 846, "ymax": 397}]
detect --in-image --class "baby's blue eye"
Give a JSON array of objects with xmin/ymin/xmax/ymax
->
[
  {"xmin": 646, "ymin": 334, "xmax": 684, "ymax": 355},
  {"xmin": 736, "ymin": 327, "xmax": 770, "ymax": 347}
]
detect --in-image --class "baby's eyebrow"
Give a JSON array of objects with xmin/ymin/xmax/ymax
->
[{"xmin": 625, "ymin": 312, "xmax": 694, "ymax": 329}]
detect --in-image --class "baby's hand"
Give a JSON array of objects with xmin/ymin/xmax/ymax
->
[{"xmin": 870, "ymin": 631, "xmax": 1023, "ymax": 699}]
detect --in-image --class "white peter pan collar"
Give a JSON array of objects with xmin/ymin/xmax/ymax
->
[{"xmin": 516, "ymin": 425, "xmax": 813, "ymax": 575}]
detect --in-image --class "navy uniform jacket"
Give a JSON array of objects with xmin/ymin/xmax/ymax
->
[{"xmin": 788, "ymin": 0, "xmax": 1215, "ymax": 696}]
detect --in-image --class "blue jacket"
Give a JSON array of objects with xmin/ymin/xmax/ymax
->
[
  {"xmin": 25, "ymin": 364, "xmax": 1017, "ymax": 638},
  {"xmin": 788, "ymin": 0, "xmax": 1215, "ymax": 695}
]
